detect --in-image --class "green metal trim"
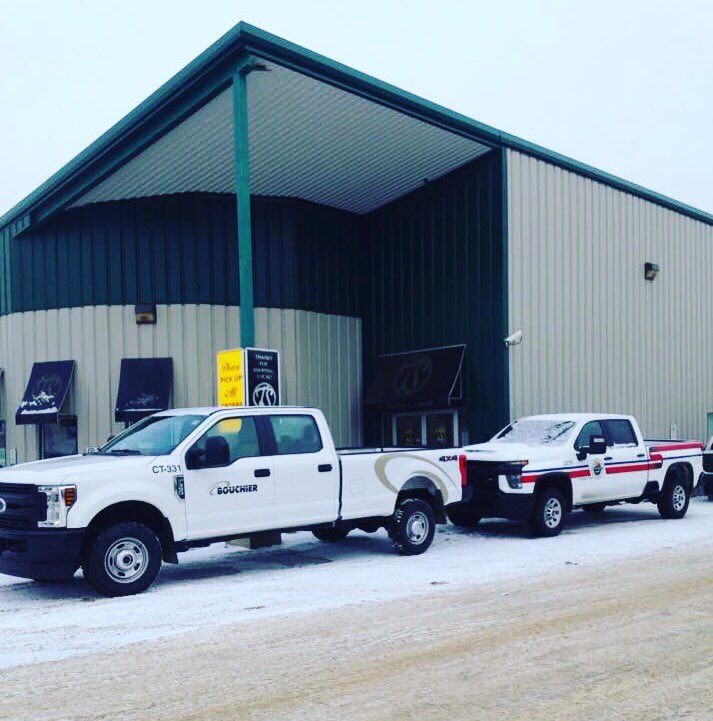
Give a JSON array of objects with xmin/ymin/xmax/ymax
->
[
  {"xmin": 1, "ymin": 21, "xmax": 712, "ymax": 235},
  {"xmin": 499, "ymin": 148, "xmax": 510, "ymax": 427},
  {"xmin": 233, "ymin": 62, "xmax": 255, "ymax": 347}
]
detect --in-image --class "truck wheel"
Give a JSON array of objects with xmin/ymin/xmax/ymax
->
[
  {"xmin": 657, "ymin": 472, "xmax": 691, "ymax": 519},
  {"xmin": 446, "ymin": 504, "xmax": 481, "ymax": 528},
  {"xmin": 313, "ymin": 526, "xmax": 350, "ymax": 542},
  {"xmin": 529, "ymin": 487, "xmax": 566, "ymax": 537},
  {"xmin": 582, "ymin": 503, "xmax": 607, "ymax": 513},
  {"xmin": 82, "ymin": 521, "xmax": 162, "ymax": 597},
  {"xmin": 389, "ymin": 498, "xmax": 436, "ymax": 556}
]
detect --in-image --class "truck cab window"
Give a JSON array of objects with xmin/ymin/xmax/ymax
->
[
  {"xmin": 189, "ymin": 417, "xmax": 261, "ymax": 468},
  {"xmin": 269, "ymin": 415, "xmax": 322, "ymax": 455},
  {"xmin": 574, "ymin": 421, "xmax": 606, "ymax": 451},
  {"xmin": 606, "ymin": 419, "xmax": 637, "ymax": 446}
]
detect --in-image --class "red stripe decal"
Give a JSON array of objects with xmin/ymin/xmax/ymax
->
[
  {"xmin": 523, "ymin": 460, "xmax": 663, "ymax": 483},
  {"xmin": 649, "ymin": 441, "xmax": 702, "ymax": 452}
]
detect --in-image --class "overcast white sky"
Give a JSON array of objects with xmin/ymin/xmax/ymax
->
[{"xmin": 1, "ymin": 0, "xmax": 711, "ymax": 218}]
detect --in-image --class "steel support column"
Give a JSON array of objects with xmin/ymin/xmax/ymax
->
[{"xmin": 232, "ymin": 62, "xmax": 255, "ymax": 348}]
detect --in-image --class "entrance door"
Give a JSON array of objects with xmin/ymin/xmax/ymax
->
[
  {"xmin": 390, "ymin": 411, "xmax": 458, "ymax": 447},
  {"xmin": 182, "ymin": 415, "xmax": 274, "ymax": 539}
]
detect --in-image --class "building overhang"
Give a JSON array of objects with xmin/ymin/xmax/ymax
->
[{"xmin": 2, "ymin": 21, "xmax": 712, "ymax": 235}]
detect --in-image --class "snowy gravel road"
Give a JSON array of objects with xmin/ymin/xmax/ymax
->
[{"xmin": 3, "ymin": 498, "xmax": 713, "ymax": 671}]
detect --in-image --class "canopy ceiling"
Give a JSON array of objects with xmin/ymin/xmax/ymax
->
[{"xmin": 72, "ymin": 61, "xmax": 491, "ymax": 215}]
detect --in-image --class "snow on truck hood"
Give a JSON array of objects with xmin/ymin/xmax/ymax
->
[
  {"xmin": 464, "ymin": 441, "xmax": 564, "ymax": 464},
  {"xmin": 0, "ymin": 454, "xmax": 157, "ymax": 485}
]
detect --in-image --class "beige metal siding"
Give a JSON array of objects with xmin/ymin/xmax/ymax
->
[
  {"xmin": 0, "ymin": 305, "xmax": 362, "ymax": 462},
  {"xmin": 507, "ymin": 149, "xmax": 713, "ymax": 440}
]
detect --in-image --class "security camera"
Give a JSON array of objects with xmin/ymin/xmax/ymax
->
[{"xmin": 504, "ymin": 330, "xmax": 523, "ymax": 347}]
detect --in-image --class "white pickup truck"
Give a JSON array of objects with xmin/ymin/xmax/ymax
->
[
  {"xmin": 447, "ymin": 413, "xmax": 703, "ymax": 536},
  {"xmin": 0, "ymin": 407, "xmax": 465, "ymax": 596}
]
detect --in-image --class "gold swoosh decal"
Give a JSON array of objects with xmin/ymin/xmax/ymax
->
[{"xmin": 373, "ymin": 453, "xmax": 452, "ymax": 504}]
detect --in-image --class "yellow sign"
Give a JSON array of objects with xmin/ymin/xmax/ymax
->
[{"xmin": 216, "ymin": 349, "xmax": 245, "ymax": 406}]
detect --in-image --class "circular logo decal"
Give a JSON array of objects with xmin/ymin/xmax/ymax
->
[
  {"xmin": 0, "ymin": 497, "xmax": 6, "ymax": 514},
  {"xmin": 591, "ymin": 459, "xmax": 604, "ymax": 477},
  {"xmin": 393, "ymin": 355, "xmax": 433, "ymax": 398},
  {"xmin": 252, "ymin": 382, "xmax": 277, "ymax": 406}
]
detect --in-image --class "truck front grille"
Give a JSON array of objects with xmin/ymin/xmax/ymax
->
[
  {"xmin": 0, "ymin": 483, "xmax": 46, "ymax": 530},
  {"xmin": 466, "ymin": 461, "xmax": 502, "ymax": 493}
]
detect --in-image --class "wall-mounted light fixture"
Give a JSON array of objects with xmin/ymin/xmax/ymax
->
[
  {"xmin": 135, "ymin": 304, "xmax": 157, "ymax": 324},
  {"xmin": 644, "ymin": 262, "xmax": 659, "ymax": 281}
]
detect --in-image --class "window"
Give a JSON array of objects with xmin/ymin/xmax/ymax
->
[
  {"xmin": 41, "ymin": 416, "xmax": 78, "ymax": 458},
  {"xmin": 426, "ymin": 413, "xmax": 455, "ymax": 447},
  {"xmin": 102, "ymin": 414, "xmax": 206, "ymax": 456},
  {"xmin": 395, "ymin": 415, "xmax": 422, "ymax": 447},
  {"xmin": 189, "ymin": 417, "xmax": 261, "ymax": 467},
  {"xmin": 270, "ymin": 415, "xmax": 322, "ymax": 455},
  {"xmin": 574, "ymin": 421, "xmax": 606, "ymax": 451},
  {"xmin": 606, "ymin": 419, "xmax": 637, "ymax": 446}
]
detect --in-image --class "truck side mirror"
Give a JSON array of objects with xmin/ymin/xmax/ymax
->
[
  {"xmin": 588, "ymin": 435, "xmax": 607, "ymax": 455},
  {"xmin": 185, "ymin": 447, "xmax": 204, "ymax": 470}
]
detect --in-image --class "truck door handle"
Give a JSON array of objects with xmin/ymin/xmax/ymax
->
[
  {"xmin": 636, "ymin": 453, "xmax": 645, "ymax": 458},
  {"xmin": 254, "ymin": 468, "xmax": 271, "ymax": 478},
  {"xmin": 604, "ymin": 456, "xmax": 613, "ymax": 461},
  {"xmin": 318, "ymin": 464, "xmax": 332, "ymax": 473}
]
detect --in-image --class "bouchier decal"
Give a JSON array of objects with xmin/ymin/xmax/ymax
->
[{"xmin": 209, "ymin": 482, "xmax": 258, "ymax": 496}]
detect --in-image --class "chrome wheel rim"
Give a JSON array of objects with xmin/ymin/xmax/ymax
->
[
  {"xmin": 672, "ymin": 484, "xmax": 687, "ymax": 512},
  {"xmin": 406, "ymin": 511, "xmax": 429, "ymax": 544},
  {"xmin": 104, "ymin": 537, "xmax": 149, "ymax": 584},
  {"xmin": 543, "ymin": 497, "xmax": 562, "ymax": 529}
]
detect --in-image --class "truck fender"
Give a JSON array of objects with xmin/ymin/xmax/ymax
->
[
  {"xmin": 534, "ymin": 473, "xmax": 573, "ymax": 512},
  {"xmin": 663, "ymin": 462, "xmax": 694, "ymax": 491},
  {"xmin": 82, "ymin": 500, "xmax": 178, "ymax": 564},
  {"xmin": 397, "ymin": 476, "xmax": 446, "ymax": 523},
  {"xmin": 373, "ymin": 453, "xmax": 455, "ymax": 504}
]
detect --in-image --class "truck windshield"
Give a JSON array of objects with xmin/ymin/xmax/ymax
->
[
  {"xmin": 99, "ymin": 414, "xmax": 206, "ymax": 456},
  {"xmin": 493, "ymin": 419, "xmax": 575, "ymax": 446}
]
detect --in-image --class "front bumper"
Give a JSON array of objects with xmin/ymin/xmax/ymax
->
[
  {"xmin": 0, "ymin": 527, "xmax": 84, "ymax": 580},
  {"xmin": 470, "ymin": 488, "xmax": 535, "ymax": 521}
]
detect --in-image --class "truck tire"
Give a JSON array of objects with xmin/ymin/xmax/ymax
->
[
  {"xmin": 582, "ymin": 503, "xmax": 607, "ymax": 513},
  {"xmin": 82, "ymin": 521, "xmax": 162, "ymax": 597},
  {"xmin": 389, "ymin": 498, "xmax": 436, "ymax": 556},
  {"xmin": 529, "ymin": 487, "xmax": 566, "ymax": 537},
  {"xmin": 446, "ymin": 504, "xmax": 482, "ymax": 528},
  {"xmin": 312, "ymin": 526, "xmax": 350, "ymax": 542},
  {"xmin": 657, "ymin": 471, "xmax": 691, "ymax": 519}
]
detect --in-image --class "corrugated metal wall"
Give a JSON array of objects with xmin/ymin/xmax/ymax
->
[
  {"xmin": 10, "ymin": 194, "xmax": 361, "ymax": 317},
  {"xmin": 363, "ymin": 151, "xmax": 508, "ymax": 443},
  {"xmin": 507, "ymin": 149, "xmax": 713, "ymax": 440},
  {"xmin": 0, "ymin": 304, "xmax": 362, "ymax": 462}
]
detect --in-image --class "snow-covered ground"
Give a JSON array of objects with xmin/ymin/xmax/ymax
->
[{"xmin": 3, "ymin": 498, "xmax": 713, "ymax": 670}]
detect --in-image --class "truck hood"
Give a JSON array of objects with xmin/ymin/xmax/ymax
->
[
  {"xmin": 0, "ymin": 454, "xmax": 157, "ymax": 485},
  {"xmin": 464, "ymin": 441, "xmax": 563, "ymax": 466}
]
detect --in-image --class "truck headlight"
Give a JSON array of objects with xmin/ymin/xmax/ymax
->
[
  {"xmin": 38, "ymin": 485, "xmax": 77, "ymax": 528},
  {"xmin": 505, "ymin": 473, "xmax": 523, "ymax": 489}
]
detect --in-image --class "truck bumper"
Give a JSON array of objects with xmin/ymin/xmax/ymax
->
[
  {"xmin": 466, "ymin": 487, "xmax": 535, "ymax": 522},
  {"xmin": 0, "ymin": 527, "xmax": 84, "ymax": 580}
]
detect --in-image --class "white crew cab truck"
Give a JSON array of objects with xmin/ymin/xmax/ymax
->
[
  {"xmin": 447, "ymin": 413, "xmax": 703, "ymax": 536},
  {"xmin": 0, "ymin": 407, "xmax": 465, "ymax": 596}
]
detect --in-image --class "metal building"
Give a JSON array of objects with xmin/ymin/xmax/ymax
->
[{"xmin": 1, "ymin": 22, "xmax": 712, "ymax": 463}]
